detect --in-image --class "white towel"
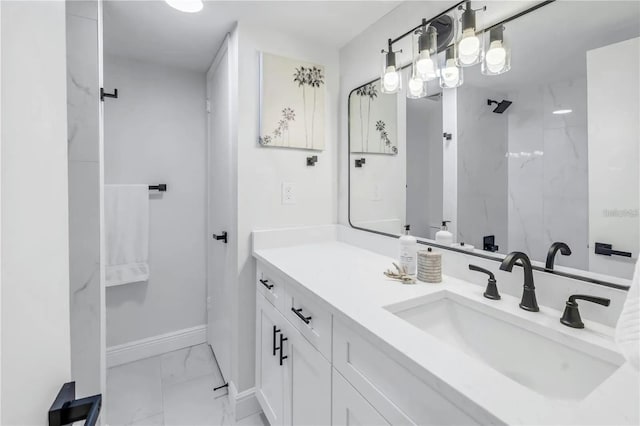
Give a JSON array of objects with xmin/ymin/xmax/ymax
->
[
  {"xmin": 105, "ymin": 184, "xmax": 150, "ymax": 287},
  {"xmin": 615, "ymin": 259, "xmax": 640, "ymax": 371}
]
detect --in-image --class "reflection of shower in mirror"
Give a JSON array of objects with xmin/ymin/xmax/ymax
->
[{"xmin": 487, "ymin": 98, "xmax": 512, "ymax": 113}]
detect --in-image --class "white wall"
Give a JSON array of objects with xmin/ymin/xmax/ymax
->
[
  {"xmin": 66, "ymin": 0, "xmax": 103, "ymax": 396},
  {"xmin": 235, "ymin": 22, "xmax": 339, "ymax": 392},
  {"xmin": 1, "ymin": 2, "xmax": 71, "ymax": 423},
  {"xmin": 587, "ymin": 37, "xmax": 639, "ymax": 279},
  {"xmin": 104, "ymin": 55, "xmax": 207, "ymax": 346}
]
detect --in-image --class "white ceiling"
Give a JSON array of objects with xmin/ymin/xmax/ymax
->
[{"xmin": 104, "ymin": 0, "xmax": 401, "ymax": 71}]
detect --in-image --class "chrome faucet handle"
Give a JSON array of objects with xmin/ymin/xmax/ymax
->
[
  {"xmin": 468, "ymin": 264, "xmax": 500, "ymax": 300},
  {"xmin": 560, "ymin": 294, "xmax": 611, "ymax": 329}
]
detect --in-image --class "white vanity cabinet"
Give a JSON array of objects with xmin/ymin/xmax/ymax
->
[
  {"xmin": 255, "ymin": 261, "xmax": 475, "ymax": 426},
  {"xmin": 255, "ymin": 271, "xmax": 331, "ymax": 426}
]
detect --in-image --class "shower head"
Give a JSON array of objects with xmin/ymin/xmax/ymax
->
[{"xmin": 487, "ymin": 99, "xmax": 512, "ymax": 113}]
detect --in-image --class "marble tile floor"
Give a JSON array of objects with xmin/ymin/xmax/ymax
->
[{"xmin": 106, "ymin": 343, "xmax": 269, "ymax": 426}]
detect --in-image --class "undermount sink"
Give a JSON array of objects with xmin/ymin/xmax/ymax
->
[{"xmin": 385, "ymin": 292, "xmax": 622, "ymax": 400}]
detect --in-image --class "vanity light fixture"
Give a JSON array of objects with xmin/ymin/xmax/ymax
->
[
  {"xmin": 414, "ymin": 20, "xmax": 439, "ymax": 82},
  {"xmin": 552, "ymin": 109, "xmax": 573, "ymax": 115},
  {"xmin": 440, "ymin": 46, "xmax": 463, "ymax": 89},
  {"xmin": 482, "ymin": 25, "xmax": 511, "ymax": 75},
  {"xmin": 381, "ymin": 39, "xmax": 402, "ymax": 94},
  {"xmin": 165, "ymin": 0, "xmax": 203, "ymax": 13},
  {"xmin": 456, "ymin": 1, "xmax": 485, "ymax": 67}
]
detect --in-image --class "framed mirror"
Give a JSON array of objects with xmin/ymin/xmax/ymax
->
[{"xmin": 348, "ymin": 0, "xmax": 640, "ymax": 286}]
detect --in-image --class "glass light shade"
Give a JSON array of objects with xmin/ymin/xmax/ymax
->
[
  {"xmin": 407, "ymin": 72, "xmax": 427, "ymax": 99},
  {"xmin": 455, "ymin": 2, "xmax": 484, "ymax": 67},
  {"xmin": 381, "ymin": 49, "xmax": 402, "ymax": 94},
  {"xmin": 413, "ymin": 25, "xmax": 439, "ymax": 81},
  {"xmin": 440, "ymin": 47, "xmax": 463, "ymax": 89},
  {"xmin": 481, "ymin": 26, "xmax": 511, "ymax": 75}
]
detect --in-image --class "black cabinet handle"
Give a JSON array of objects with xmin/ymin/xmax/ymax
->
[
  {"xmin": 594, "ymin": 242, "xmax": 632, "ymax": 258},
  {"xmin": 272, "ymin": 326, "xmax": 280, "ymax": 356},
  {"xmin": 260, "ymin": 279, "xmax": 274, "ymax": 290},
  {"xmin": 291, "ymin": 307, "xmax": 312, "ymax": 324},
  {"xmin": 279, "ymin": 334, "xmax": 288, "ymax": 366},
  {"xmin": 213, "ymin": 231, "xmax": 228, "ymax": 244}
]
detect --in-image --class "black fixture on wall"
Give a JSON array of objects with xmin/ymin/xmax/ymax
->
[
  {"xmin": 443, "ymin": 132, "xmax": 452, "ymax": 140},
  {"xmin": 594, "ymin": 242, "xmax": 632, "ymax": 258},
  {"xmin": 213, "ymin": 231, "xmax": 228, "ymax": 244},
  {"xmin": 355, "ymin": 158, "xmax": 366, "ymax": 168},
  {"xmin": 487, "ymin": 99, "xmax": 512, "ymax": 113},
  {"xmin": 307, "ymin": 155, "xmax": 318, "ymax": 166},
  {"xmin": 100, "ymin": 88, "xmax": 118, "ymax": 101},
  {"xmin": 483, "ymin": 235, "xmax": 499, "ymax": 252},
  {"xmin": 49, "ymin": 382, "xmax": 101, "ymax": 426},
  {"xmin": 148, "ymin": 184, "xmax": 167, "ymax": 192}
]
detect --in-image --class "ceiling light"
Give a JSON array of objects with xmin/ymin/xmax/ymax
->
[
  {"xmin": 414, "ymin": 21, "xmax": 439, "ymax": 82},
  {"xmin": 381, "ymin": 39, "xmax": 402, "ymax": 94},
  {"xmin": 440, "ymin": 47, "xmax": 463, "ymax": 89},
  {"xmin": 553, "ymin": 109, "xmax": 573, "ymax": 115},
  {"xmin": 482, "ymin": 26, "xmax": 511, "ymax": 76},
  {"xmin": 165, "ymin": 0, "xmax": 203, "ymax": 13},
  {"xmin": 456, "ymin": 2, "xmax": 484, "ymax": 67}
]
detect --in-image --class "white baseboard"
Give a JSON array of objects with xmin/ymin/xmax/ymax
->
[
  {"xmin": 229, "ymin": 381, "xmax": 261, "ymax": 421},
  {"xmin": 107, "ymin": 325, "xmax": 207, "ymax": 368}
]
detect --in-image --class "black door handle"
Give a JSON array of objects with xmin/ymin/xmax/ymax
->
[
  {"xmin": 291, "ymin": 307, "xmax": 312, "ymax": 324},
  {"xmin": 272, "ymin": 326, "xmax": 280, "ymax": 356},
  {"xmin": 213, "ymin": 231, "xmax": 228, "ymax": 244},
  {"xmin": 260, "ymin": 279, "xmax": 274, "ymax": 290},
  {"xmin": 279, "ymin": 334, "xmax": 288, "ymax": 366},
  {"xmin": 595, "ymin": 242, "xmax": 632, "ymax": 257}
]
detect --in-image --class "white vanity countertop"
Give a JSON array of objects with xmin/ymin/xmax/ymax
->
[{"xmin": 253, "ymin": 239, "xmax": 639, "ymax": 425}]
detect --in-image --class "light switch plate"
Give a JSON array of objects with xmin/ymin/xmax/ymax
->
[{"xmin": 282, "ymin": 182, "xmax": 296, "ymax": 205}]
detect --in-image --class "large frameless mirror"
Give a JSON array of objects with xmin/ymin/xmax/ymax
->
[{"xmin": 348, "ymin": 0, "xmax": 640, "ymax": 286}]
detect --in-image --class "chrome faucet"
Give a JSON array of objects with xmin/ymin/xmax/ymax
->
[{"xmin": 499, "ymin": 251, "xmax": 539, "ymax": 312}]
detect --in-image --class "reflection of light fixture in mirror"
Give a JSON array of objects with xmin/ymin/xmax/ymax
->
[
  {"xmin": 482, "ymin": 26, "xmax": 511, "ymax": 75},
  {"xmin": 407, "ymin": 72, "xmax": 427, "ymax": 99},
  {"xmin": 456, "ymin": 1, "xmax": 484, "ymax": 67},
  {"xmin": 553, "ymin": 109, "xmax": 573, "ymax": 115},
  {"xmin": 165, "ymin": 0, "xmax": 203, "ymax": 13},
  {"xmin": 440, "ymin": 46, "xmax": 463, "ymax": 89},
  {"xmin": 381, "ymin": 39, "xmax": 402, "ymax": 94},
  {"xmin": 414, "ymin": 20, "xmax": 439, "ymax": 81}
]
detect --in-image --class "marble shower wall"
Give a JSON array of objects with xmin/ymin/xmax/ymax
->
[
  {"xmin": 507, "ymin": 77, "xmax": 588, "ymax": 270},
  {"xmin": 66, "ymin": 0, "xmax": 102, "ymax": 396},
  {"xmin": 456, "ymin": 85, "xmax": 509, "ymax": 250}
]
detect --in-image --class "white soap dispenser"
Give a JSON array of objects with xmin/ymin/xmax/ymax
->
[
  {"xmin": 435, "ymin": 221, "xmax": 453, "ymax": 245},
  {"xmin": 399, "ymin": 225, "xmax": 417, "ymax": 275}
]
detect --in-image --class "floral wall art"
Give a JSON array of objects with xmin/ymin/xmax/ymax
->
[
  {"xmin": 259, "ymin": 52, "xmax": 326, "ymax": 150},
  {"xmin": 349, "ymin": 80, "xmax": 398, "ymax": 154}
]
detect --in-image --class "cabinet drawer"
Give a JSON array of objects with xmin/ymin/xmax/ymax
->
[
  {"xmin": 284, "ymin": 285, "xmax": 332, "ymax": 361},
  {"xmin": 256, "ymin": 267, "xmax": 285, "ymax": 312},
  {"xmin": 333, "ymin": 320, "xmax": 478, "ymax": 426},
  {"xmin": 333, "ymin": 368, "xmax": 390, "ymax": 426}
]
